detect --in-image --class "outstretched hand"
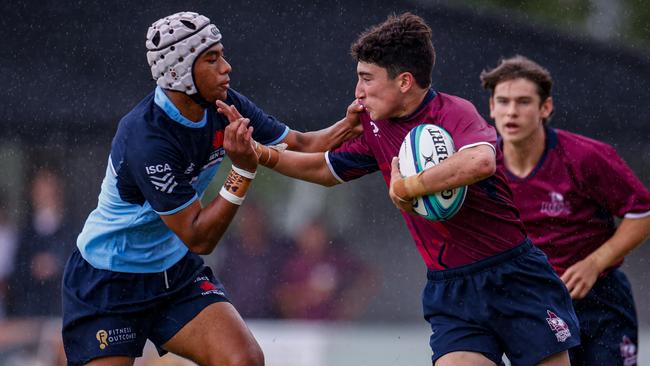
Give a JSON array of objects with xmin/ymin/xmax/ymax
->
[
  {"xmin": 389, "ymin": 157, "xmax": 414, "ymax": 213},
  {"xmin": 217, "ymin": 100, "xmax": 258, "ymax": 172}
]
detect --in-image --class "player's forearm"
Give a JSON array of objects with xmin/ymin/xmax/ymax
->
[
  {"xmin": 395, "ymin": 146, "xmax": 495, "ymax": 199},
  {"xmin": 292, "ymin": 117, "xmax": 358, "ymax": 152},
  {"xmin": 163, "ymin": 168, "xmax": 255, "ymax": 254},
  {"xmin": 190, "ymin": 167, "xmax": 257, "ymax": 254},
  {"xmin": 273, "ymin": 150, "xmax": 340, "ymax": 186},
  {"xmin": 588, "ymin": 215, "xmax": 650, "ymax": 272},
  {"xmin": 188, "ymin": 199, "xmax": 239, "ymax": 254},
  {"xmin": 162, "ymin": 199, "xmax": 239, "ymax": 255}
]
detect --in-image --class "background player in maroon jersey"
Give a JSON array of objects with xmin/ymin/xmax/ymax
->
[
  {"xmin": 481, "ymin": 55, "xmax": 650, "ymax": 366},
  {"xmin": 219, "ymin": 13, "xmax": 579, "ymax": 366}
]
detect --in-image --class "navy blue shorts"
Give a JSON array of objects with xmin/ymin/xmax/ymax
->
[
  {"xmin": 422, "ymin": 240, "xmax": 580, "ymax": 365},
  {"xmin": 61, "ymin": 249, "xmax": 229, "ymax": 366},
  {"xmin": 569, "ymin": 268, "xmax": 638, "ymax": 366}
]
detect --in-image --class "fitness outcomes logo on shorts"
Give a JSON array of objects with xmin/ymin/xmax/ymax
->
[
  {"xmin": 545, "ymin": 310, "xmax": 571, "ymax": 342},
  {"xmin": 95, "ymin": 327, "xmax": 137, "ymax": 350}
]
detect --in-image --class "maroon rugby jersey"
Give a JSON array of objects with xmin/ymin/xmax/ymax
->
[
  {"xmin": 500, "ymin": 127, "xmax": 650, "ymax": 275},
  {"xmin": 326, "ymin": 90, "xmax": 527, "ymax": 270}
]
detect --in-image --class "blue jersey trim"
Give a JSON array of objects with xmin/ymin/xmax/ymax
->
[
  {"xmin": 325, "ymin": 151, "xmax": 345, "ymax": 183},
  {"xmin": 154, "ymin": 86, "xmax": 207, "ymax": 128},
  {"xmin": 268, "ymin": 126, "xmax": 290, "ymax": 145},
  {"xmin": 156, "ymin": 194, "xmax": 199, "ymax": 216}
]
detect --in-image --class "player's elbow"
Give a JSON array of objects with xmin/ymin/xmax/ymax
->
[
  {"xmin": 472, "ymin": 154, "xmax": 496, "ymax": 180},
  {"xmin": 319, "ymin": 171, "xmax": 341, "ymax": 187},
  {"xmin": 288, "ymin": 130, "xmax": 317, "ymax": 153},
  {"xmin": 185, "ymin": 238, "xmax": 218, "ymax": 255},
  {"xmin": 188, "ymin": 243, "xmax": 216, "ymax": 255}
]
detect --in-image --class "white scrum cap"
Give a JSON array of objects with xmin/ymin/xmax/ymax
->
[{"xmin": 146, "ymin": 11, "xmax": 222, "ymax": 95}]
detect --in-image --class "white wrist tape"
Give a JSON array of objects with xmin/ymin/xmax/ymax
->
[
  {"xmin": 231, "ymin": 165, "xmax": 256, "ymax": 180},
  {"xmin": 219, "ymin": 187, "xmax": 245, "ymax": 205}
]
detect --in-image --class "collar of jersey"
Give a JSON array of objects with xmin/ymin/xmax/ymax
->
[
  {"xmin": 154, "ymin": 86, "xmax": 208, "ymax": 128},
  {"xmin": 500, "ymin": 125, "xmax": 557, "ymax": 182},
  {"xmin": 390, "ymin": 88, "xmax": 437, "ymax": 123}
]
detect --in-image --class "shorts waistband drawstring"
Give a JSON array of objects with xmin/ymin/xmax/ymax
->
[{"xmin": 164, "ymin": 269, "xmax": 170, "ymax": 289}]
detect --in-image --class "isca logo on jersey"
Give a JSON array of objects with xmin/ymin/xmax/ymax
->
[
  {"xmin": 145, "ymin": 163, "xmax": 172, "ymax": 174},
  {"xmin": 146, "ymin": 163, "xmax": 177, "ymax": 193}
]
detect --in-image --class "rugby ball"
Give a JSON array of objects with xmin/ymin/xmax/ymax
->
[{"xmin": 397, "ymin": 124, "xmax": 467, "ymax": 221}]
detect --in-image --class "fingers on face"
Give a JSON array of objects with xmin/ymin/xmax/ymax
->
[{"xmin": 351, "ymin": 99, "xmax": 364, "ymax": 109}]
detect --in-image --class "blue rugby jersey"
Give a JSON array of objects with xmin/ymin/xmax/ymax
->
[{"xmin": 77, "ymin": 87, "xmax": 288, "ymax": 273}]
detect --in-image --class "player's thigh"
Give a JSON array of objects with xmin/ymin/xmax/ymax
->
[
  {"xmin": 161, "ymin": 301, "xmax": 263, "ymax": 366},
  {"xmin": 492, "ymin": 247, "xmax": 580, "ymax": 364},
  {"xmin": 536, "ymin": 350, "xmax": 570, "ymax": 366},
  {"xmin": 570, "ymin": 326, "xmax": 636, "ymax": 366},
  {"xmin": 85, "ymin": 356, "xmax": 134, "ymax": 366},
  {"xmin": 435, "ymin": 351, "xmax": 497, "ymax": 366},
  {"xmin": 571, "ymin": 270, "xmax": 638, "ymax": 366}
]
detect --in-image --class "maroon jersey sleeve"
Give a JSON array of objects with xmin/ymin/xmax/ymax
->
[
  {"xmin": 440, "ymin": 97, "xmax": 497, "ymax": 151},
  {"xmin": 573, "ymin": 139, "xmax": 650, "ymax": 217},
  {"xmin": 325, "ymin": 133, "xmax": 379, "ymax": 183}
]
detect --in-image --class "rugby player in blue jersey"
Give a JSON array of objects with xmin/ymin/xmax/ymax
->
[{"xmin": 61, "ymin": 11, "xmax": 362, "ymax": 366}]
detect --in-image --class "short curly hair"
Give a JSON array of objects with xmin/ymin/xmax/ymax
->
[
  {"xmin": 351, "ymin": 12, "xmax": 435, "ymax": 89},
  {"xmin": 480, "ymin": 55, "xmax": 553, "ymax": 102}
]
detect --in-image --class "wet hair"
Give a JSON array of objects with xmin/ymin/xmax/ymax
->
[
  {"xmin": 351, "ymin": 12, "xmax": 434, "ymax": 89},
  {"xmin": 480, "ymin": 55, "xmax": 553, "ymax": 102}
]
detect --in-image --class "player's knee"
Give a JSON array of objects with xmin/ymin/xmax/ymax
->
[
  {"xmin": 435, "ymin": 351, "xmax": 496, "ymax": 366},
  {"xmin": 218, "ymin": 344, "xmax": 264, "ymax": 366}
]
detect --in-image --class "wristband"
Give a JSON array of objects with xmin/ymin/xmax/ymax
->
[
  {"xmin": 231, "ymin": 165, "xmax": 256, "ymax": 179},
  {"xmin": 219, "ymin": 168, "xmax": 253, "ymax": 205},
  {"xmin": 393, "ymin": 172, "xmax": 427, "ymax": 200},
  {"xmin": 392, "ymin": 179, "xmax": 412, "ymax": 202},
  {"xmin": 219, "ymin": 187, "xmax": 245, "ymax": 205},
  {"xmin": 392, "ymin": 189, "xmax": 412, "ymax": 203},
  {"xmin": 254, "ymin": 142, "xmax": 280, "ymax": 168},
  {"xmin": 404, "ymin": 172, "xmax": 428, "ymax": 198}
]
